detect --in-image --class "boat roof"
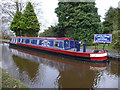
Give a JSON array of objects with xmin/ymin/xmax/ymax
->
[{"xmin": 12, "ymin": 36, "xmax": 73, "ymax": 40}]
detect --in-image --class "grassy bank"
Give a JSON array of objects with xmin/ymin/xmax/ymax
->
[
  {"xmin": 0, "ymin": 39, "xmax": 9, "ymax": 41},
  {"xmin": 0, "ymin": 68, "xmax": 29, "ymax": 89},
  {"xmin": 86, "ymin": 44, "xmax": 119, "ymax": 52}
]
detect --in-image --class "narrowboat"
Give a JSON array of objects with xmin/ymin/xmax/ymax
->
[{"xmin": 9, "ymin": 37, "xmax": 108, "ymax": 62}]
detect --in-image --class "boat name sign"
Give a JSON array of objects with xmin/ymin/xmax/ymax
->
[{"xmin": 94, "ymin": 34, "xmax": 112, "ymax": 43}]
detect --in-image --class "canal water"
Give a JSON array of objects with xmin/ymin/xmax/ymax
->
[{"xmin": 1, "ymin": 43, "xmax": 120, "ymax": 88}]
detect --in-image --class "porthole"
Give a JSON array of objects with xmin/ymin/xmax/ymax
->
[{"xmin": 54, "ymin": 41, "xmax": 59, "ymax": 47}]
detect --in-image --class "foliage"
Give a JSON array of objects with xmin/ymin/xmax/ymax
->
[
  {"xmin": 10, "ymin": 11, "xmax": 23, "ymax": 36},
  {"xmin": 103, "ymin": 7, "xmax": 120, "ymax": 50},
  {"xmin": 39, "ymin": 26, "xmax": 58, "ymax": 37},
  {"xmin": 55, "ymin": 2, "xmax": 103, "ymax": 43},
  {"xmin": 103, "ymin": 7, "xmax": 119, "ymax": 34},
  {"xmin": 112, "ymin": 30, "xmax": 120, "ymax": 51},
  {"xmin": 22, "ymin": 2, "xmax": 40, "ymax": 37},
  {"xmin": 2, "ymin": 0, "xmax": 41, "ymax": 36},
  {"xmin": 10, "ymin": 2, "xmax": 40, "ymax": 37}
]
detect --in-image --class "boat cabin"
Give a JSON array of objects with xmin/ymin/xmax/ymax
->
[{"xmin": 10, "ymin": 37, "xmax": 80, "ymax": 50}]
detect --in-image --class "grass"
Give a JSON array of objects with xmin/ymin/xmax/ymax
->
[
  {"xmin": 86, "ymin": 44, "xmax": 119, "ymax": 52},
  {"xmin": 0, "ymin": 68, "xmax": 29, "ymax": 89},
  {"xmin": 0, "ymin": 39, "xmax": 9, "ymax": 41}
]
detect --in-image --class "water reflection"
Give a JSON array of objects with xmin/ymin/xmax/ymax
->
[
  {"xmin": 2, "ymin": 44, "xmax": 120, "ymax": 88},
  {"xmin": 13, "ymin": 55, "xmax": 39, "ymax": 81}
]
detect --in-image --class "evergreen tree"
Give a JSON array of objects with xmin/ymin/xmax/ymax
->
[
  {"xmin": 10, "ymin": 11, "xmax": 23, "ymax": 36},
  {"xmin": 22, "ymin": 2, "xmax": 40, "ymax": 37},
  {"xmin": 55, "ymin": 2, "xmax": 103, "ymax": 43}
]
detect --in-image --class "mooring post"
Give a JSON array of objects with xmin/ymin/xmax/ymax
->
[
  {"xmin": 83, "ymin": 44, "xmax": 87, "ymax": 52},
  {"xmin": 76, "ymin": 41, "xmax": 81, "ymax": 52},
  {"xmin": 103, "ymin": 42, "xmax": 106, "ymax": 50}
]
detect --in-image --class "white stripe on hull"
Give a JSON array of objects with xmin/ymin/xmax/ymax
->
[{"xmin": 90, "ymin": 53, "xmax": 107, "ymax": 57}]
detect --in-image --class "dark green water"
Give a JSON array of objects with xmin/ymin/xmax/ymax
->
[{"xmin": 1, "ymin": 43, "xmax": 120, "ymax": 88}]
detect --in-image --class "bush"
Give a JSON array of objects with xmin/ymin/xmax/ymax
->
[{"xmin": 112, "ymin": 30, "xmax": 120, "ymax": 51}]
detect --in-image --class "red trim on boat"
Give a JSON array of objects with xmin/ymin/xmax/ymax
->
[{"xmin": 90, "ymin": 56, "xmax": 107, "ymax": 61}]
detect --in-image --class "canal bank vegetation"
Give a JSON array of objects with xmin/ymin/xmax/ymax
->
[
  {"xmin": 86, "ymin": 44, "xmax": 119, "ymax": 52},
  {"xmin": 0, "ymin": 68, "xmax": 29, "ymax": 88}
]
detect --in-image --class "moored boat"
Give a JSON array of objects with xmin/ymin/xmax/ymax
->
[{"xmin": 9, "ymin": 37, "xmax": 108, "ymax": 62}]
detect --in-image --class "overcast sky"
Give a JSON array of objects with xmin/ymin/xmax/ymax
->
[
  {"xmin": 2, "ymin": 0, "xmax": 119, "ymax": 32},
  {"xmin": 36, "ymin": 0, "xmax": 119, "ymax": 32}
]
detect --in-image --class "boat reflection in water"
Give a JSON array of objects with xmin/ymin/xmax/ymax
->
[
  {"xmin": 8, "ymin": 45, "xmax": 112, "ymax": 88},
  {"xmin": 10, "ymin": 46, "xmax": 108, "ymax": 72}
]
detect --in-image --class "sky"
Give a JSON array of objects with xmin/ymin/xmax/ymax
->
[
  {"xmin": 37, "ymin": 0, "xmax": 120, "ymax": 33},
  {"xmin": 95, "ymin": 0, "xmax": 119, "ymax": 20},
  {"xmin": 2, "ymin": 0, "xmax": 120, "ymax": 33}
]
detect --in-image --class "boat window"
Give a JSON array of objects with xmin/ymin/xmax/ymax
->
[
  {"xmin": 26, "ymin": 39, "xmax": 29, "ymax": 43},
  {"xmin": 23, "ymin": 39, "xmax": 26, "ymax": 43},
  {"xmin": 13, "ymin": 38, "xmax": 15, "ymax": 43},
  {"xmin": 21, "ymin": 39, "xmax": 24, "ymax": 43},
  {"xmin": 39, "ymin": 40, "xmax": 42, "ymax": 45},
  {"xmin": 66, "ymin": 40, "xmax": 69, "ymax": 44},
  {"xmin": 12, "ymin": 38, "xmax": 13, "ymax": 43},
  {"xmin": 10, "ymin": 38, "xmax": 12, "ymax": 41},
  {"xmin": 33, "ymin": 40, "xmax": 37, "ymax": 44},
  {"xmin": 15, "ymin": 38, "xmax": 18, "ymax": 43},
  {"xmin": 54, "ymin": 41, "xmax": 59, "ymax": 47},
  {"xmin": 15, "ymin": 38, "xmax": 17, "ymax": 43},
  {"xmin": 11, "ymin": 38, "xmax": 13, "ymax": 43},
  {"xmin": 65, "ymin": 40, "xmax": 70, "ymax": 48},
  {"xmin": 11, "ymin": 38, "xmax": 13, "ymax": 42},
  {"xmin": 37, "ymin": 40, "xmax": 39, "ymax": 45},
  {"xmin": 20, "ymin": 39, "xmax": 22, "ymax": 43},
  {"xmin": 29, "ymin": 39, "xmax": 32, "ymax": 44},
  {"xmin": 18, "ymin": 39, "xmax": 20, "ymax": 42}
]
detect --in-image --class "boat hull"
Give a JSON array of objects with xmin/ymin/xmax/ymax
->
[{"xmin": 9, "ymin": 42, "xmax": 108, "ymax": 62}]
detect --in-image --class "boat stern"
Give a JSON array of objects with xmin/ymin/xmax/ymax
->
[{"xmin": 90, "ymin": 50, "xmax": 108, "ymax": 62}]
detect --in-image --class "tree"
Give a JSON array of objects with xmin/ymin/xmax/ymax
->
[
  {"xmin": 103, "ymin": 7, "xmax": 118, "ymax": 34},
  {"xmin": 39, "ymin": 26, "xmax": 58, "ymax": 37},
  {"xmin": 55, "ymin": 2, "xmax": 103, "ymax": 43},
  {"xmin": 112, "ymin": 30, "xmax": 120, "ymax": 51},
  {"xmin": 10, "ymin": 11, "xmax": 23, "ymax": 36},
  {"xmin": 22, "ymin": 2, "xmax": 40, "ymax": 37},
  {"xmin": 2, "ymin": 0, "xmax": 42, "ymax": 37},
  {"xmin": 103, "ymin": 7, "xmax": 120, "ymax": 50}
]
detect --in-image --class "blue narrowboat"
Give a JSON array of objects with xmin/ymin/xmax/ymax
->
[{"xmin": 9, "ymin": 37, "xmax": 108, "ymax": 62}]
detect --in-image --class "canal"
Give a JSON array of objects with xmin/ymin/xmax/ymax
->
[{"xmin": 1, "ymin": 43, "xmax": 120, "ymax": 88}]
